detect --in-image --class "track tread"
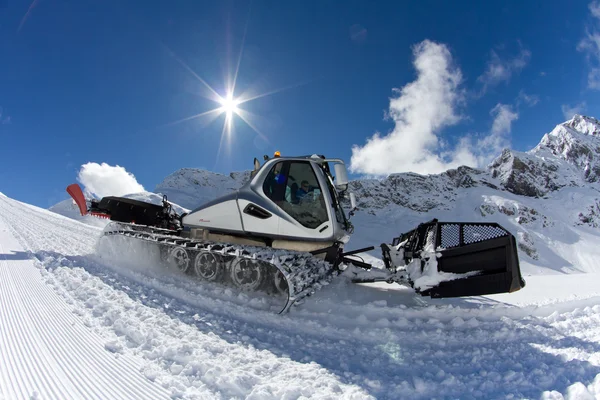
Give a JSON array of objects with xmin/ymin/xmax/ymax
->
[{"xmin": 102, "ymin": 222, "xmax": 338, "ymax": 313}]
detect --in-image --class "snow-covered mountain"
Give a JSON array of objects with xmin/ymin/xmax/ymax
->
[
  {"xmin": 154, "ymin": 168, "xmax": 251, "ymax": 210},
  {"xmin": 490, "ymin": 115, "xmax": 600, "ymax": 197},
  {"xmin": 349, "ymin": 115, "xmax": 600, "ymax": 211}
]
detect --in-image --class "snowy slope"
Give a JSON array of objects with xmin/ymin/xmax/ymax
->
[
  {"xmin": 346, "ymin": 182, "xmax": 600, "ymax": 277},
  {"xmin": 1, "ymin": 195, "xmax": 371, "ymax": 399},
  {"xmin": 0, "ymin": 197, "xmax": 171, "ymax": 399},
  {"xmin": 5, "ymin": 181, "xmax": 600, "ymax": 399}
]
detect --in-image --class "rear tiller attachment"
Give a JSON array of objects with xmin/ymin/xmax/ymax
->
[{"xmin": 67, "ymin": 183, "xmax": 181, "ymax": 230}]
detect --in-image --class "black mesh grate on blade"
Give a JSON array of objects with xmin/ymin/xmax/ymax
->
[
  {"xmin": 438, "ymin": 223, "xmax": 508, "ymax": 248},
  {"xmin": 463, "ymin": 224, "xmax": 508, "ymax": 244},
  {"xmin": 389, "ymin": 219, "xmax": 512, "ymax": 253},
  {"xmin": 440, "ymin": 224, "xmax": 460, "ymax": 248}
]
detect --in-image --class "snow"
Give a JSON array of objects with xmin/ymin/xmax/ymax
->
[
  {"xmin": 3, "ymin": 193, "xmax": 600, "ymax": 398},
  {"xmin": 0, "ymin": 200, "xmax": 170, "ymax": 399}
]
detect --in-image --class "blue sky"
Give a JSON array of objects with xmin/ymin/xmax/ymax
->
[{"xmin": 1, "ymin": 0, "xmax": 599, "ymax": 208}]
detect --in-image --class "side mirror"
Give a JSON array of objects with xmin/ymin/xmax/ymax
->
[
  {"xmin": 251, "ymin": 158, "xmax": 261, "ymax": 178},
  {"xmin": 333, "ymin": 163, "xmax": 349, "ymax": 191},
  {"xmin": 349, "ymin": 192, "xmax": 358, "ymax": 217}
]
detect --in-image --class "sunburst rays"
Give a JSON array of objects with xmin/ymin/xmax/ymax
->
[
  {"xmin": 159, "ymin": 14, "xmax": 313, "ymax": 164},
  {"xmin": 161, "ymin": 43, "xmax": 273, "ymax": 160}
]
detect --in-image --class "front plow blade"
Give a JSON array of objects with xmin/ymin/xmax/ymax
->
[{"xmin": 388, "ymin": 220, "xmax": 526, "ymax": 298}]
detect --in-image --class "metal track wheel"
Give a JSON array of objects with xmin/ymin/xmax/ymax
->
[
  {"xmin": 273, "ymin": 270, "xmax": 289, "ymax": 295},
  {"xmin": 194, "ymin": 252, "xmax": 223, "ymax": 281},
  {"xmin": 230, "ymin": 258, "xmax": 264, "ymax": 291},
  {"xmin": 168, "ymin": 246, "xmax": 190, "ymax": 273}
]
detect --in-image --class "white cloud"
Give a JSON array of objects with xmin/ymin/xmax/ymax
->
[
  {"xmin": 592, "ymin": 0, "xmax": 600, "ymax": 18},
  {"xmin": 477, "ymin": 45, "xmax": 531, "ymax": 93},
  {"xmin": 350, "ymin": 40, "xmax": 478, "ymax": 175},
  {"xmin": 452, "ymin": 104, "xmax": 518, "ymax": 168},
  {"xmin": 470, "ymin": 104, "xmax": 518, "ymax": 166},
  {"xmin": 578, "ymin": 2, "xmax": 600, "ymax": 89},
  {"xmin": 350, "ymin": 41, "xmax": 522, "ymax": 176},
  {"xmin": 77, "ymin": 162, "xmax": 145, "ymax": 198},
  {"xmin": 561, "ymin": 102, "xmax": 587, "ymax": 120},
  {"xmin": 516, "ymin": 90, "xmax": 539, "ymax": 107},
  {"xmin": 490, "ymin": 104, "xmax": 519, "ymax": 136}
]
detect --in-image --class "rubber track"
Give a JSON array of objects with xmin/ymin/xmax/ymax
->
[{"xmin": 102, "ymin": 222, "xmax": 339, "ymax": 313}]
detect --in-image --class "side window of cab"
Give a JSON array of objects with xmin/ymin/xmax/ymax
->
[
  {"xmin": 263, "ymin": 161, "xmax": 290, "ymax": 203},
  {"xmin": 262, "ymin": 161, "xmax": 329, "ymax": 229}
]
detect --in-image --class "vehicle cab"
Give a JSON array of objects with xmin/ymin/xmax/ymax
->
[{"xmin": 182, "ymin": 153, "xmax": 355, "ymax": 252}]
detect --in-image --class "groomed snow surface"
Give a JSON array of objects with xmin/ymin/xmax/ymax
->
[{"xmin": 2, "ymin": 194, "xmax": 600, "ymax": 399}]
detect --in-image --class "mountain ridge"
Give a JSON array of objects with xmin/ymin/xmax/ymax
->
[{"xmin": 149, "ymin": 114, "xmax": 600, "ymax": 212}]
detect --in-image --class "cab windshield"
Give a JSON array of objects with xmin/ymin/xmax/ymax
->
[{"xmin": 263, "ymin": 160, "xmax": 329, "ymax": 229}]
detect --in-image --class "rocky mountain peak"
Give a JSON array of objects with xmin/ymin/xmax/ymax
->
[
  {"xmin": 488, "ymin": 115, "xmax": 600, "ymax": 197},
  {"xmin": 532, "ymin": 115, "xmax": 600, "ymax": 183},
  {"xmin": 563, "ymin": 114, "xmax": 600, "ymax": 137}
]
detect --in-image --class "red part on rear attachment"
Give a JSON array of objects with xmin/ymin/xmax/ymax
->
[
  {"xmin": 89, "ymin": 212, "xmax": 110, "ymax": 219},
  {"xmin": 66, "ymin": 183, "xmax": 88, "ymax": 216}
]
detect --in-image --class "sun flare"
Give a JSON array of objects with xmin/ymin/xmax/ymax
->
[
  {"xmin": 219, "ymin": 93, "xmax": 240, "ymax": 117},
  {"xmin": 161, "ymin": 40, "xmax": 307, "ymax": 164}
]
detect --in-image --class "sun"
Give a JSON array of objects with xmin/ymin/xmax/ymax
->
[
  {"xmin": 160, "ymin": 39, "xmax": 309, "ymax": 163},
  {"xmin": 219, "ymin": 93, "xmax": 240, "ymax": 118}
]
